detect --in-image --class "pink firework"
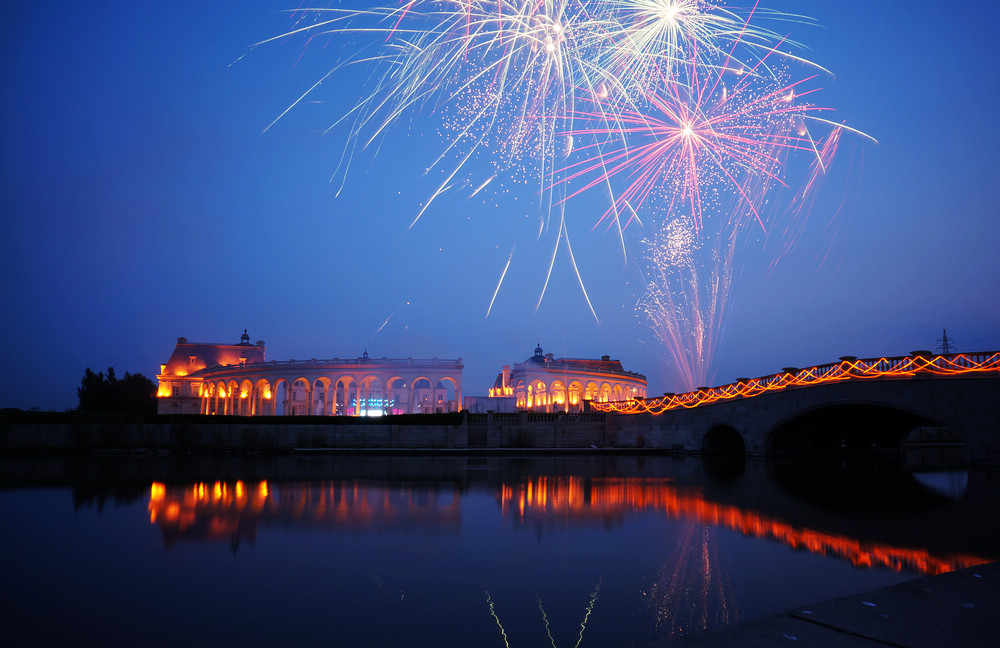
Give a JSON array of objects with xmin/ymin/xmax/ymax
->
[{"xmin": 560, "ymin": 37, "xmax": 838, "ymax": 236}]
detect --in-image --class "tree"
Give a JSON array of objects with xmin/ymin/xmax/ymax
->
[{"xmin": 77, "ymin": 367, "xmax": 156, "ymax": 415}]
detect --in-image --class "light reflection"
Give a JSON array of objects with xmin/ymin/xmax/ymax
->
[
  {"xmin": 497, "ymin": 476, "xmax": 987, "ymax": 575},
  {"xmin": 147, "ymin": 480, "xmax": 460, "ymax": 549},
  {"xmin": 643, "ymin": 524, "xmax": 738, "ymax": 638},
  {"xmin": 486, "ymin": 580, "xmax": 602, "ymax": 648},
  {"xmin": 147, "ymin": 477, "xmax": 988, "ymax": 574}
]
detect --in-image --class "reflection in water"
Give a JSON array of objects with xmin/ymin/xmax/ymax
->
[
  {"xmin": 497, "ymin": 476, "xmax": 986, "ymax": 574},
  {"xmin": 485, "ymin": 582, "xmax": 602, "ymax": 648},
  {"xmin": 149, "ymin": 476, "xmax": 988, "ymax": 572},
  {"xmin": 912, "ymin": 470, "xmax": 969, "ymax": 499},
  {"xmin": 644, "ymin": 524, "xmax": 738, "ymax": 638},
  {"xmin": 5, "ymin": 455, "xmax": 999, "ymax": 647},
  {"xmin": 148, "ymin": 479, "xmax": 460, "ymax": 550}
]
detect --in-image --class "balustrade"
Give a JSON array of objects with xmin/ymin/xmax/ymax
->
[{"xmin": 594, "ymin": 351, "xmax": 1000, "ymax": 415}]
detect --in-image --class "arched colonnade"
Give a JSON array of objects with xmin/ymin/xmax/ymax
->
[
  {"xmin": 515, "ymin": 378, "xmax": 643, "ymax": 413},
  {"xmin": 195, "ymin": 358, "xmax": 463, "ymax": 416}
]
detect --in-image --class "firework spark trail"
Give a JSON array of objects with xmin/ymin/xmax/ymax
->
[
  {"xmin": 486, "ymin": 245, "xmax": 516, "ymax": 319},
  {"xmin": 258, "ymin": 1, "xmax": 810, "ymax": 229},
  {"xmin": 553, "ymin": 11, "xmax": 868, "ymax": 388},
  {"xmin": 559, "ymin": 46, "xmax": 833, "ymax": 235},
  {"xmin": 535, "ymin": 214, "xmax": 600, "ymax": 323}
]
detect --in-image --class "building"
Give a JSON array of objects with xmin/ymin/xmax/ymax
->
[
  {"xmin": 156, "ymin": 331, "xmax": 463, "ymax": 416},
  {"xmin": 488, "ymin": 344, "xmax": 647, "ymax": 413}
]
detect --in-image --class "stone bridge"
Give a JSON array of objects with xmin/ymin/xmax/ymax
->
[{"xmin": 604, "ymin": 352, "xmax": 1000, "ymax": 464}]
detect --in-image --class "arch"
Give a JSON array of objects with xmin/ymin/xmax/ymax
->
[
  {"xmin": 254, "ymin": 378, "xmax": 274, "ymax": 416},
  {"xmin": 237, "ymin": 379, "xmax": 254, "ymax": 416},
  {"xmin": 331, "ymin": 375, "xmax": 357, "ymax": 415},
  {"xmin": 701, "ymin": 424, "xmax": 747, "ymax": 480},
  {"xmin": 514, "ymin": 379, "xmax": 527, "ymax": 409},
  {"xmin": 767, "ymin": 403, "xmax": 947, "ymax": 454},
  {"xmin": 550, "ymin": 380, "xmax": 567, "ymax": 411},
  {"xmin": 702, "ymin": 424, "xmax": 746, "ymax": 455},
  {"xmin": 384, "ymin": 376, "xmax": 408, "ymax": 414},
  {"xmin": 287, "ymin": 377, "xmax": 311, "ymax": 416},
  {"xmin": 532, "ymin": 380, "xmax": 549, "ymax": 411},
  {"xmin": 567, "ymin": 381, "xmax": 584, "ymax": 411},
  {"xmin": 406, "ymin": 375, "xmax": 460, "ymax": 413},
  {"xmin": 226, "ymin": 379, "xmax": 239, "ymax": 415},
  {"xmin": 309, "ymin": 377, "xmax": 331, "ymax": 416},
  {"xmin": 357, "ymin": 375, "xmax": 386, "ymax": 416},
  {"xmin": 271, "ymin": 378, "xmax": 291, "ymax": 416},
  {"xmin": 433, "ymin": 377, "xmax": 459, "ymax": 413}
]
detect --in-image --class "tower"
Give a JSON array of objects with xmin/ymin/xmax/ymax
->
[{"xmin": 936, "ymin": 329, "xmax": 955, "ymax": 354}]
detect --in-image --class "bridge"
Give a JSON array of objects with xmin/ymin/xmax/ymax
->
[{"xmin": 597, "ymin": 351, "xmax": 1000, "ymax": 463}]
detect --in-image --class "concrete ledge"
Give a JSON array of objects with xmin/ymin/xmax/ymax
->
[{"xmin": 654, "ymin": 561, "xmax": 1000, "ymax": 647}]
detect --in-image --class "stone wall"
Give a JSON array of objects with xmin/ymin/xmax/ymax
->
[{"xmin": 0, "ymin": 412, "xmax": 623, "ymax": 451}]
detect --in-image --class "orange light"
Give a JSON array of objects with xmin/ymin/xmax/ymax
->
[
  {"xmin": 150, "ymin": 482, "xmax": 165, "ymax": 502},
  {"xmin": 594, "ymin": 352, "xmax": 1000, "ymax": 414}
]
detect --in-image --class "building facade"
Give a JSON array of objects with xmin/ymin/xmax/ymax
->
[
  {"xmin": 488, "ymin": 344, "xmax": 647, "ymax": 413},
  {"xmin": 156, "ymin": 331, "xmax": 463, "ymax": 416}
]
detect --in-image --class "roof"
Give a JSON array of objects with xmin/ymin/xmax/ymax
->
[{"xmin": 160, "ymin": 335, "xmax": 265, "ymax": 377}]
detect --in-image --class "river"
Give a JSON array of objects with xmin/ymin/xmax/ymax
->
[{"xmin": 1, "ymin": 452, "xmax": 994, "ymax": 647}]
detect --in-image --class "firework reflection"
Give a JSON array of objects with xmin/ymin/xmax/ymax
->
[{"xmin": 642, "ymin": 523, "xmax": 739, "ymax": 639}]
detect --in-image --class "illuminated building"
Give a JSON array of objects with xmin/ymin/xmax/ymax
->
[
  {"xmin": 156, "ymin": 330, "xmax": 463, "ymax": 416},
  {"xmin": 488, "ymin": 344, "xmax": 647, "ymax": 413}
]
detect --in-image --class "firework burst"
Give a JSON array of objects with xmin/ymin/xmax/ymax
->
[{"xmin": 256, "ymin": 1, "xmax": 873, "ymax": 390}]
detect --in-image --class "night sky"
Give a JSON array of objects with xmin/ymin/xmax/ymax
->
[{"xmin": 3, "ymin": 1, "xmax": 999, "ymax": 411}]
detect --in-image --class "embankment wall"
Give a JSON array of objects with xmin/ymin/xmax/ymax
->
[{"xmin": 0, "ymin": 412, "xmax": 643, "ymax": 451}]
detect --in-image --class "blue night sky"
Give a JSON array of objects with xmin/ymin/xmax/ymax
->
[{"xmin": 2, "ymin": 1, "xmax": 999, "ymax": 411}]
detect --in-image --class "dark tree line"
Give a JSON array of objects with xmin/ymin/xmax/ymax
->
[{"xmin": 77, "ymin": 367, "xmax": 156, "ymax": 415}]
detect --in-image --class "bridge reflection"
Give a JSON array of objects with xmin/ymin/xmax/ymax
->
[{"xmin": 148, "ymin": 475, "xmax": 988, "ymax": 574}]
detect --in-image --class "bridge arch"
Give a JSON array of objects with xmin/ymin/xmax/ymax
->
[
  {"xmin": 766, "ymin": 403, "xmax": 947, "ymax": 454},
  {"xmin": 701, "ymin": 424, "xmax": 747, "ymax": 480},
  {"xmin": 702, "ymin": 424, "xmax": 746, "ymax": 455}
]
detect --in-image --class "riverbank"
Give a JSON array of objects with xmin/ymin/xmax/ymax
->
[{"xmin": 654, "ymin": 561, "xmax": 1000, "ymax": 647}]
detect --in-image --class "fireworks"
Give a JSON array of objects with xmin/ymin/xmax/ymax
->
[{"xmin": 257, "ymin": 1, "xmax": 872, "ymax": 391}]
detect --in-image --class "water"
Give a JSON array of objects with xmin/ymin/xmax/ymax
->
[{"xmin": 1, "ymin": 453, "xmax": 995, "ymax": 647}]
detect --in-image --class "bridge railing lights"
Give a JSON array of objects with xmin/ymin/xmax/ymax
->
[{"xmin": 593, "ymin": 351, "xmax": 1000, "ymax": 415}]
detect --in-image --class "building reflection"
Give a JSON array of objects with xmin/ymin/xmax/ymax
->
[
  {"xmin": 148, "ymin": 479, "xmax": 460, "ymax": 550},
  {"xmin": 148, "ymin": 475, "xmax": 987, "ymax": 574}
]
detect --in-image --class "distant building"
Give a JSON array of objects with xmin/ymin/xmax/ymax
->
[
  {"xmin": 156, "ymin": 331, "xmax": 463, "ymax": 416},
  {"xmin": 488, "ymin": 344, "xmax": 647, "ymax": 413}
]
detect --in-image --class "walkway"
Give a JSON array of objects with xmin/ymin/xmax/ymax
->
[{"xmin": 653, "ymin": 561, "xmax": 1000, "ymax": 647}]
